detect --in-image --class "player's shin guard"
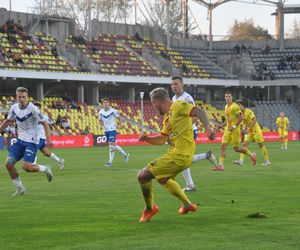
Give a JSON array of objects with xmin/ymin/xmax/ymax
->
[
  {"xmin": 109, "ymin": 145, "xmax": 115, "ymax": 163},
  {"xmin": 163, "ymin": 179, "xmax": 191, "ymax": 206},
  {"xmin": 140, "ymin": 181, "xmax": 154, "ymax": 210},
  {"xmin": 260, "ymin": 145, "xmax": 270, "ymax": 161}
]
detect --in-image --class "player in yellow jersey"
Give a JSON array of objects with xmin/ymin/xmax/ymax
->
[
  {"xmin": 233, "ymin": 100, "xmax": 271, "ymax": 166},
  {"xmin": 276, "ymin": 112, "xmax": 289, "ymax": 149},
  {"xmin": 137, "ymin": 88, "xmax": 215, "ymax": 222},
  {"xmin": 214, "ymin": 91, "xmax": 256, "ymax": 171}
]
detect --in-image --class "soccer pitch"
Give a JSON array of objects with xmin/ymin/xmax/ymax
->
[{"xmin": 0, "ymin": 142, "xmax": 299, "ymax": 250}]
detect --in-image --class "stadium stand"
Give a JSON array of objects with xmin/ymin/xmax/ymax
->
[
  {"xmin": 252, "ymin": 100, "xmax": 300, "ymax": 131},
  {"xmin": 173, "ymin": 47, "xmax": 237, "ymax": 79},
  {"xmin": 65, "ymin": 33, "xmax": 168, "ymax": 76},
  {"xmin": 0, "ymin": 21, "xmax": 78, "ymax": 72}
]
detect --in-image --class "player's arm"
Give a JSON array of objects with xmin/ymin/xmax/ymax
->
[
  {"xmin": 190, "ymin": 106, "xmax": 215, "ymax": 140},
  {"xmin": 246, "ymin": 117, "xmax": 256, "ymax": 134},
  {"xmin": 229, "ymin": 112, "xmax": 244, "ymax": 132},
  {"xmin": 0, "ymin": 119, "xmax": 14, "ymax": 132},
  {"xmin": 40, "ymin": 120, "xmax": 52, "ymax": 147},
  {"xmin": 139, "ymin": 133, "xmax": 168, "ymax": 145}
]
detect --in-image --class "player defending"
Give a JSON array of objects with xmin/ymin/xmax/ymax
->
[
  {"xmin": 276, "ymin": 112, "xmax": 289, "ymax": 150},
  {"xmin": 137, "ymin": 88, "xmax": 215, "ymax": 222},
  {"xmin": 33, "ymin": 102, "xmax": 65, "ymax": 170},
  {"xmin": 171, "ymin": 76, "xmax": 217, "ymax": 192},
  {"xmin": 233, "ymin": 100, "xmax": 271, "ymax": 166},
  {"xmin": 99, "ymin": 98, "xmax": 129, "ymax": 167},
  {"xmin": 0, "ymin": 87, "xmax": 53, "ymax": 196},
  {"xmin": 215, "ymin": 91, "xmax": 256, "ymax": 171}
]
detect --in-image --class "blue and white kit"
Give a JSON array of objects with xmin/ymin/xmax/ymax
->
[{"xmin": 99, "ymin": 107, "xmax": 119, "ymax": 142}]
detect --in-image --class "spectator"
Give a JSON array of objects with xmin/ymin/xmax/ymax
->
[
  {"xmin": 62, "ymin": 116, "xmax": 71, "ymax": 130},
  {"xmin": 160, "ymin": 51, "xmax": 170, "ymax": 60},
  {"xmin": 259, "ymin": 62, "xmax": 267, "ymax": 71},
  {"xmin": 55, "ymin": 114, "xmax": 63, "ymax": 127},
  {"xmin": 81, "ymin": 125, "xmax": 90, "ymax": 135},
  {"xmin": 263, "ymin": 45, "xmax": 271, "ymax": 54},
  {"xmin": 290, "ymin": 62, "xmax": 298, "ymax": 70},
  {"xmin": 12, "ymin": 54, "xmax": 23, "ymax": 64},
  {"xmin": 134, "ymin": 32, "xmax": 143, "ymax": 43},
  {"xmin": 181, "ymin": 64, "xmax": 190, "ymax": 73},
  {"xmin": 234, "ymin": 44, "xmax": 240, "ymax": 54},
  {"xmin": 277, "ymin": 60, "xmax": 287, "ymax": 71},
  {"xmin": 51, "ymin": 46, "xmax": 58, "ymax": 57},
  {"xmin": 241, "ymin": 43, "xmax": 247, "ymax": 53}
]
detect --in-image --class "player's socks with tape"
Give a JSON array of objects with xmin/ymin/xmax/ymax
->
[
  {"xmin": 115, "ymin": 145, "xmax": 127, "ymax": 156},
  {"xmin": 182, "ymin": 168, "xmax": 194, "ymax": 187},
  {"xmin": 163, "ymin": 179, "xmax": 191, "ymax": 205},
  {"xmin": 13, "ymin": 176, "xmax": 24, "ymax": 189},
  {"xmin": 50, "ymin": 153, "xmax": 61, "ymax": 164},
  {"xmin": 260, "ymin": 145, "xmax": 270, "ymax": 161},
  {"xmin": 192, "ymin": 153, "xmax": 206, "ymax": 163},
  {"xmin": 109, "ymin": 146, "xmax": 115, "ymax": 164}
]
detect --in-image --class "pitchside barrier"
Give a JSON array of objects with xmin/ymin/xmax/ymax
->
[{"xmin": 1, "ymin": 131, "xmax": 299, "ymax": 149}]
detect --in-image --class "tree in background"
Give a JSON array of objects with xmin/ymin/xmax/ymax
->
[
  {"xmin": 33, "ymin": 0, "xmax": 133, "ymax": 35},
  {"xmin": 286, "ymin": 19, "xmax": 300, "ymax": 40},
  {"xmin": 227, "ymin": 19, "xmax": 273, "ymax": 41}
]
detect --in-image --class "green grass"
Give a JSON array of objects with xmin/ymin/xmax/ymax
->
[{"xmin": 0, "ymin": 142, "xmax": 300, "ymax": 250}]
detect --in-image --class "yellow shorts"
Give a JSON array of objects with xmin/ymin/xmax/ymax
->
[
  {"xmin": 278, "ymin": 129, "xmax": 288, "ymax": 137},
  {"xmin": 147, "ymin": 153, "xmax": 193, "ymax": 180},
  {"xmin": 244, "ymin": 129, "xmax": 264, "ymax": 144},
  {"xmin": 222, "ymin": 128, "xmax": 241, "ymax": 147}
]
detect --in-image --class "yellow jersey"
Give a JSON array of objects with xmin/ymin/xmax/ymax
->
[
  {"xmin": 161, "ymin": 100, "xmax": 195, "ymax": 156},
  {"xmin": 243, "ymin": 108, "xmax": 261, "ymax": 132},
  {"xmin": 276, "ymin": 117, "xmax": 289, "ymax": 130},
  {"xmin": 224, "ymin": 102, "xmax": 241, "ymax": 129}
]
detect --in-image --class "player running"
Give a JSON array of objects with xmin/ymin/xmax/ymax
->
[
  {"xmin": 233, "ymin": 100, "xmax": 271, "ymax": 166},
  {"xmin": 276, "ymin": 112, "xmax": 289, "ymax": 150},
  {"xmin": 33, "ymin": 102, "xmax": 65, "ymax": 170},
  {"xmin": 215, "ymin": 91, "xmax": 256, "ymax": 171},
  {"xmin": 0, "ymin": 87, "xmax": 53, "ymax": 196},
  {"xmin": 99, "ymin": 97, "xmax": 129, "ymax": 167},
  {"xmin": 171, "ymin": 76, "xmax": 218, "ymax": 192},
  {"xmin": 137, "ymin": 88, "xmax": 215, "ymax": 222}
]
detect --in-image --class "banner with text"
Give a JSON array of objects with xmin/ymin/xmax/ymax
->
[{"xmin": 51, "ymin": 135, "xmax": 93, "ymax": 148}]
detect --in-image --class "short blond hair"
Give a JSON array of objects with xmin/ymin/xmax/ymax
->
[
  {"xmin": 16, "ymin": 87, "xmax": 28, "ymax": 94},
  {"xmin": 149, "ymin": 88, "xmax": 169, "ymax": 100}
]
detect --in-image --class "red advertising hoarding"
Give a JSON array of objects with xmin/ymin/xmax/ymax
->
[
  {"xmin": 51, "ymin": 135, "xmax": 93, "ymax": 148},
  {"xmin": 49, "ymin": 131, "xmax": 298, "ymax": 148}
]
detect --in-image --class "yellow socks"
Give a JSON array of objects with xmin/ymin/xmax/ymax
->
[
  {"xmin": 284, "ymin": 139, "xmax": 288, "ymax": 149},
  {"xmin": 219, "ymin": 156, "xmax": 225, "ymax": 166},
  {"xmin": 163, "ymin": 179, "xmax": 191, "ymax": 206},
  {"xmin": 260, "ymin": 145, "xmax": 270, "ymax": 161}
]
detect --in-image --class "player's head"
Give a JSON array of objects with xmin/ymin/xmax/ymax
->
[
  {"xmin": 224, "ymin": 91, "xmax": 233, "ymax": 104},
  {"xmin": 236, "ymin": 99, "xmax": 245, "ymax": 111},
  {"xmin": 171, "ymin": 75, "xmax": 184, "ymax": 95},
  {"xmin": 101, "ymin": 97, "xmax": 110, "ymax": 109},
  {"xmin": 16, "ymin": 87, "xmax": 29, "ymax": 107},
  {"xmin": 280, "ymin": 112, "xmax": 285, "ymax": 118},
  {"xmin": 149, "ymin": 87, "xmax": 171, "ymax": 115},
  {"xmin": 33, "ymin": 101, "xmax": 42, "ymax": 108}
]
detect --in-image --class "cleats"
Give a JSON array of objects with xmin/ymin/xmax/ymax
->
[
  {"xmin": 182, "ymin": 185, "xmax": 196, "ymax": 192},
  {"xmin": 12, "ymin": 187, "xmax": 26, "ymax": 196},
  {"xmin": 233, "ymin": 160, "xmax": 244, "ymax": 166},
  {"xmin": 250, "ymin": 153, "xmax": 257, "ymax": 166},
  {"xmin": 178, "ymin": 203, "xmax": 198, "ymax": 215},
  {"xmin": 59, "ymin": 159, "xmax": 65, "ymax": 171},
  {"xmin": 124, "ymin": 153, "xmax": 130, "ymax": 164},
  {"xmin": 104, "ymin": 162, "xmax": 112, "ymax": 167},
  {"xmin": 45, "ymin": 166, "xmax": 53, "ymax": 182},
  {"xmin": 262, "ymin": 160, "xmax": 271, "ymax": 166},
  {"xmin": 206, "ymin": 150, "xmax": 218, "ymax": 167},
  {"xmin": 139, "ymin": 204, "xmax": 159, "ymax": 222},
  {"xmin": 213, "ymin": 165, "xmax": 224, "ymax": 171}
]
